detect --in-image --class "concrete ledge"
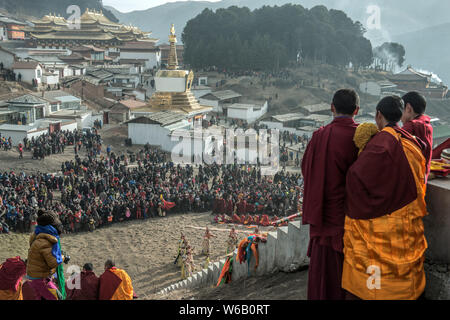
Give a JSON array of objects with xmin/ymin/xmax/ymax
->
[
  {"xmin": 200, "ymin": 269, "xmax": 208, "ymax": 287},
  {"xmin": 212, "ymin": 262, "xmax": 221, "ymax": 283},
  {"xmin": 232, "ymin": 250, "xmax": 248, "ymax": 281},
  {"xmin": 266, "ymin": 231, "xmax": 278, "ymax": 273},
  {"xmin": 276, "ymin": 226, "xmax": 290, "ymax": 271},
  {"xmin": 425, "ymin": 178, "xmax": 450, "ymax": 264},
  {"xmin": 191, "ymin": 274, "xmax": 199, "ymax": 287},
  {"xmin": 256, "ymin": 242, "xmax": 268, "ymax": 276},
  {"xmin": 207, "ymin": 265, "xmax": 215, "ymax": 284}
]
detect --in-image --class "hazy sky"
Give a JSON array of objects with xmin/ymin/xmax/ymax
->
[{"xmin": 103, "ymin": 0, "xmax": 221, "ymax": 13}]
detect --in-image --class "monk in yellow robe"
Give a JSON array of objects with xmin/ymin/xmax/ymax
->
[
  {"xmin": 342, "ymin": 96, "xmax": 428, "ymax": 300},
  {"xmin": 98, "ymin": 260, "xmax": 135, "ymax": 300}
]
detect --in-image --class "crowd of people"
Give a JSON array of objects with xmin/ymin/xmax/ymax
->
[
  {"xmin": 0, "ymin": 135, "xmax": 12, "ymax": 151},
  {"xmin": 1, "ymin": 130, "xmax": 303, "ymax": 235}
]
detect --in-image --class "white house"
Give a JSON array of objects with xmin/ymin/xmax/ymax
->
[
  {"xmin": 0, "ymin": 46, "xmax": 16, "ymax": 69},
  {"xmin": 119, "ymin": 41, "xmax": 161, "ymax": 71},
  {"xmin": 260, "ymin": 113, "xmax": 308, "ymax": 134},
  {"xmin": 42, "ymin": 71, "xmax": 60, "ymax": 86},
  {"xmin": 12, "ymin": 61, "xmax": 43, "ymax": 85},
  {"xmin": 226, "ymin": 101, "xmax": 268, "ymax": 124},
  {"xmin": 191, "ymin": 85, "xmax": 212, "ymax": 100},
  {"xmin": 47, "ymin": 109, "xmax": 93, "ymax": 129},
  {"xmin": 199, "ymin": 90, "xmax": 242, "ymax": 114},
  {"xmin": 7, "ymin": 94, "xmax": 50, "ymax": 124},
  {"xmin": 0, "ymin": 124, "xmax": 48, "ymax": 146},
  {"xmin": 126, "ymin": 111, "xmax": 190, "ymax": 148},
  {"xmin": 260, "ymin": 112, "xmax": 333, "ymax": 135},
  {"xmin": 359, "ymin": 80, "xmax": 398, "ymax": 97}
]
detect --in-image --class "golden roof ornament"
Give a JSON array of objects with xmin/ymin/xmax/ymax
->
[{"xmin": 167, "ymin": 24, "xmax": 178, "ymax": 70}]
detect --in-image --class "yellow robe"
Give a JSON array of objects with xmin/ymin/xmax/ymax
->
[
  {"xmin": 0, "ymin": 283, "xmax": 23, "ymax": 300},
  {"xmin": 110, "ymin": 268, "xmax": 134, "ymax": 300},
  {"xmin": 342, "ymin": 127, "xmax": 428, "ymax": 300}
]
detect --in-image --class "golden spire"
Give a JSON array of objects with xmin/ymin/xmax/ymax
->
[{"xmin": 167, "ymin": 24, "xmax": 178, "ymax": 70}]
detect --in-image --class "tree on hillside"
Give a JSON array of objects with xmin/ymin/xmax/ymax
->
[
  {"xmin": 373, "ymin": 42, "xmax": 406, "ymax": 72},
  {"xmin": 182, "ymin": 4, "xmax": 373, "ymax": 72}
]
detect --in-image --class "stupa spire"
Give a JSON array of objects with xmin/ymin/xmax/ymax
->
[{"xmin": 167, "ymin": 24, "xmax": 178, "ymax": 70}]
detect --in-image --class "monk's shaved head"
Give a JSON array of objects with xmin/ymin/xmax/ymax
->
[
  {"xmin": 376, "ymin": 96, "xmax": 404, "ymax": 124},
  {"xmin": 104, "ymin": 260, "xmax": 115, "ymax": 269},
  {"xmin": 332, "ymin": 89, "xmax": 360, "ymax": 115}
]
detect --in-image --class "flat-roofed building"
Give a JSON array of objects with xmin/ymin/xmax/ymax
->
[
  {"xmin": 226, "ymin": 101, "xmax": 268, "ymax": 124},
  {"xmin": 298, "ymin": 103, "xmax": 331, "ymax": 116},
  {"xmin": 199, "ymin": 90, "xmax": 242, "ymax": 113}
]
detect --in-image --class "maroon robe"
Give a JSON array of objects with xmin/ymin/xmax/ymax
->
[
  {"xmin": 246, "ymin": 203, "xmax": 255, "ymax": 214},
  {"xmin": 345, "ymin": 126, "xmax": 421, "ymax": 220},
  {"xmin": 224, "ymin": 199, "xmax": 234, "ymax": 215},
  {"xmin": 66, "ymin": 271, "xmax": 100, "ymax": 300},
  {"xmin": 301, "ymin": 117, "xmax": 359, "ymax": 300},
  {"xmin": 217, "ymin": 198, "xmax": 226, "ymax": 214},
  {"xmin": 98, "ymin": 269, "xmax": 122, "ymax": 300},
  {"xmin": 403, "ymin": 114, "xmax": 433, "ymax": 176},
  {"xmin": 236, "ymin": 200, "xmax": 247, "ymax": 215},
  {"xmin": 0, "ymin": 257, "xmax": 26, "ymax": 292},
  {"xmin": 432, "ymin": 138, "xmax": 450, "ymax": 159}
]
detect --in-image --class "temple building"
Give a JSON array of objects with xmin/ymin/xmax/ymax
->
[
  {"xmin": 389, "ymin": 66, "xmax": 449, "ymax": 99},
  {"xmin": 140, "ymin": 24, "xmax": 212, "ymax": 120},
  {"xmin": 24, "ymin": 9, "xmax": 158, "ymax": 49}
]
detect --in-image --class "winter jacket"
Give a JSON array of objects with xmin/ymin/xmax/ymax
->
[{"xmin": 26, "ymin": 233, "xmax": 58, "ymax": 279}]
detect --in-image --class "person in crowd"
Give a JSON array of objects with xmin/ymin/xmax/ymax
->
[
  {"xmin": 0, "ymin": 256, "xmax": 27, "ymax": 300},
  {"xmin": 66, "ymin": 263, "xmax": 99, "ymax": 300},
  {"xmin": 401, "ymin": 91, "xmax": 433, "ymax": 178},
  {"xmin": 98, "ymin": 260, "xmax": 134, "ymax": 300},
  {"xmin": 301, "ymin": 89, "xmax": 360, "ymax": 300},
  {"xmin": 343, "ymin": 96, "xmax": 428, "ymax": 300}
]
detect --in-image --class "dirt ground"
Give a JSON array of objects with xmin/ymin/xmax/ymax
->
[{"xmin": 0, "ymin": 211, "xmax": 307, "ymax": 300}]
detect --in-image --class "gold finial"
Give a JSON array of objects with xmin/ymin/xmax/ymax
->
[{"xmin": 167, "ymin": 24, "xmax": 178, "ymax": 70}]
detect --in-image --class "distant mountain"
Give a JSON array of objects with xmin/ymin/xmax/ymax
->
[
  {"xmin": 106, "ymin": 0, "xmax": 450, "ymax": 46},
  {"xmin": 0, "ymin": 0, "xmax": 118, "ymax": 22},
  {"xmin": 393, "ymin": 23, "xmax": 450, "ymax": 84}
]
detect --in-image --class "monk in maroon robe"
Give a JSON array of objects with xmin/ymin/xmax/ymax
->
[
  {"xmin": 224, "ymin": 196, "xmax": 234, "ymax": 215},
  {"xmin": 236, "ymin": 199, "xmax": 247, "ymax": 215},
  {"xmin": 432, "ymin": 138, "xmax": 450, "ymax": 159},
  {"xmin": 343, "ymin": 96, "xmax": 427, "ymax": 300},
  {"xmin": 401, "ymin": 92, "xmax": 433, "ymax": 177},
  {"xmin": 301, "ymin": 89, "xmax": 360, "ymax": 300},
  {"xmin": 66, "ymin": 263, "xmax": 99, "ymax": 300},
  {"xmin": 217, "ymin": 196, "xmax": 226, "ymax": 214}
]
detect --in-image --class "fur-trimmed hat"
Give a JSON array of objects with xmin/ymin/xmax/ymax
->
[{"xmin": 37, "ymin": 209, "xmax": 63, "ymax": 235}]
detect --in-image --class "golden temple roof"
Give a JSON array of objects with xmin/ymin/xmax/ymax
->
[
  {"xmin": 79, "ymin": 8, "xmax": 120, "ymax": 27},
  {"xmin": 28, "ymin": 9, "xmax": 153, "ymax": 43}
]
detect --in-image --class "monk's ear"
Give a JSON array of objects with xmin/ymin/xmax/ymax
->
[
  {"xmin": 405, "ymin": 103, "xmax": 414, "ymax": 114},
  {"xmin": 353, "ymin": 106, "xmax": 360, "ymax": 116},
  {"xmin": 331, "ymin": 104, "xmax": 336, "ymax": 115}
]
